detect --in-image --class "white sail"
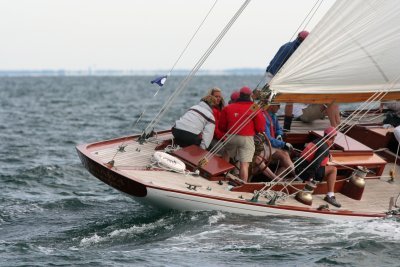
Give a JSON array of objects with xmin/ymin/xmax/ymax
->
[{"xmin": 269, "ymin": 0, "xmax": 400, "ymax": 99}]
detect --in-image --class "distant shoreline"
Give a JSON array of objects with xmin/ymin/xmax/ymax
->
[{"xmin": 0, "ymin": 68, "xmax": 264, "ymax": 77}]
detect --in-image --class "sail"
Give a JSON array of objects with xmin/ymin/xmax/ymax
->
[{"xmin": 270, "ymin": 0, "xmax": 400, "ymax": 104}]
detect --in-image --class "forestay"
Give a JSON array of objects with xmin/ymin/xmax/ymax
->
[{"xmin": 270, "ymin": 0, "xmax": 400, "ymax": 103}]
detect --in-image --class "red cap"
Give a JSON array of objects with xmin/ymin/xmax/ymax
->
[
  {"xmin": 324, "ymin": 126, "xmax": 337, "ymax": 137},
  {"xmin": 298, "ymin": 30, "xmax": 309, "ymax": 41},
  {"xmin": 239, "ymin": 86, "xmax": 252, "ymax": 95},
  {"xmin": 230, "ymin": 91, "xmax": 240, "ymax": 101}
]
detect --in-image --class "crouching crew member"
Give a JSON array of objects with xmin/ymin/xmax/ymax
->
[
  {"xmin": 297, "ymin": 126, "xmax": 341, "ymax": 208},
  {"xmin": 172, "ymin": 95, "xmax": 216, "ymax": 150}
]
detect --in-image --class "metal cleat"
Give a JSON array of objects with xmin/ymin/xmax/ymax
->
[{"xmin": 185, "ymin": 182, "xmax": 201, "ymax": 191}]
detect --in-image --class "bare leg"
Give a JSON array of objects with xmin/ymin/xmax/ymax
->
[
  {"xmin": 324, "ymin": 165, "xmax": 337, "ymax": 193},
  {"xmin": 326, "ymin": 103, "xmax": 340, "ymax": 127},
  {"xmin": 272, "ymin": 150, "xmax": 295, "ymax": 177},
  {"xmin": 239, "ymin": 162, "xmax": 249, "ymax": 182},
  {"xmin": 254, "ymin": 155, "xmax": 278, "ymax": 180},
  {"xmin": 284, "ymin": 104, "xmax": 294, "ymax": 131},
  {"xmin": 285, "ymin": 104, "xmax": 293, "ymax": 116}
]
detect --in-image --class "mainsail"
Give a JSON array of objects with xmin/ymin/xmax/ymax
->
[{"xmin": 270, "ymin": 0, "xmax": 400, "ymax": 104}]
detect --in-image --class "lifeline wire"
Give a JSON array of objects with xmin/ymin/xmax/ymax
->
[
  {"xmin": 152, "ymin": 0, "xmax": 219, "ymax": 98},
  {"xmin": 143, "ymin": 0, "xmax": 252, "ymax": 137},
  {"xmin": 254, "ymin": 71, "xmax": 400, "ymax": 196},
  {"xmin": 134, "ymin": 0, "xmax": 219, "ymax": 132},
  {"xmin": 261, "ymin": 74, "xmax": 400, "ymax": 198},
  {"xmin": 109, "ymin": 0, "xmax": 221, "ymax": 162}
]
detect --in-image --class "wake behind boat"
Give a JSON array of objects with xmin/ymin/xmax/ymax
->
[{"xmin": 77, "ymin": 0, "xmax": 400, "ymax": 220}]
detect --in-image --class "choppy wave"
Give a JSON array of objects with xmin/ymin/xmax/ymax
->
[{"xmin": 1, "ymin": 76, "xmax": 399, "ymax": 266}]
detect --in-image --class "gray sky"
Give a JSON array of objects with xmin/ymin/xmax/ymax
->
[{"xmin": 0, "ymin": 0, "xmax": 334, "ymax": 71}]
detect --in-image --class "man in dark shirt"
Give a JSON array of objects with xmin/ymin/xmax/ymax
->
[
  {"xmin": 297, "ymin": 126, "xmax": 341, "ymax": 208},
  {"xmin": 265, "ymin": 31, "xmax": 341, "ymax": 130},
  {"xmin": 265, "ymin": 31, "xmax": 309, "ymax": 131}
]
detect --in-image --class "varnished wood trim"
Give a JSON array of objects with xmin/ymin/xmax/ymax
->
[{"xmin": 273, "ymin": 92, "xmax": 400, "ymax": 104}]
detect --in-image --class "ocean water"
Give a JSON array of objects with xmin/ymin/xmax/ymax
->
[{"xmin": 0, "ymin": 76, "xmax": 399, "ymax": 267}]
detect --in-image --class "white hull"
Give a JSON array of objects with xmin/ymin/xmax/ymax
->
[
  {"xmin": 135, "ymin": 186, "xmax": 380, "ymax": 221},
  {"xmin": 77, "ymin": 130, "xmax": 400, "ymax": 221}
]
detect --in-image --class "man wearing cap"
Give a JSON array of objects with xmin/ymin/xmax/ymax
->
[
  {"xmin": 264, "ymin": 104, "xmax": 296, "ymax": 178},
  {"xmin": 219, "ymin": 86, "xmax": 266, "ymax": 182},
  {"xmin": 266, "ymin": 31, "xmax": 309, "ymax": 80},
  {"xmin": 264, "ymin": 31, "xmax": 309, "ymax": 132},
  {"xmin": 265, "ymin": 30, "xmax": 340, "ymax": 129},
  {"xmin": 296, "ymin": 126, "xmax": 341, "ymax": 208},
  {"xmin": 228, "ymin": 90, "xmax": 240, "ymax": 104}
]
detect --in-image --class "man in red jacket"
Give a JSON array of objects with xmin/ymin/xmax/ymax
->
[{"xmin": 219, "ymin": 86, "xmax": 266, "ymax": 182}]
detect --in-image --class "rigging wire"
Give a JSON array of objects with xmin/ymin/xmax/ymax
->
[
  {"xmin": 168, "ymin": 0, "xmax": 219, "ymax": 77},
  {"xmin": 260, "ymin": 74, "xmax": 400, "ymax": 198},
  {"xmin": 252, "ymin": 71, "xmax": 400, "ymax": 196},
  {"xmin": 204, "ymin": 0, "xmax": 325, "ymax": 161},
  {"xmin": 151, "ymin": 0, "xmax": 220, "ymax": 98},
  {"xmin": 133, "ymin": 0, "xmax": 220, "ymax": 133},
  {"xmin": 255, "ymin": 0, "xmax": 324, "ymax": 89},
  {"xmin": 256, "ymin": 93, "xmax": 386, "ymax": 199},
  {"xmin": 106, "ymin": 0, "xmax": 221, "ymax": 164},
  {"xmin": 142, "ymin": 0, "xmax": 252, "ymax": 138}
]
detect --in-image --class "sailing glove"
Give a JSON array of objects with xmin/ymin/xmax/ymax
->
[{"xmin": 284, "ymin": 142, "xmax": 293, "ymax": 152}]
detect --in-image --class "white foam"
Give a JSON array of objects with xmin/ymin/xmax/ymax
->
[
  {"xmin": 208, "ymin": 211, "xmax": 225, "ymax": 225},
  {"xmin": 80, "ymin": 233, "xmax": 103, "ymax": 246},
  {"xmin": 161, "ymin": 215, "xmax": 400, "ymax": 254},
  {"xmin": 79, "ymin": 218, "xmax": 170, "ymax": 246},
  {"xmin": 37, "ymin": 246, "xmax": 54, "ymax": 255}
]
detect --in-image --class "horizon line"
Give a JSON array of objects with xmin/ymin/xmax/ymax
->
[{"xmin": 0, "ymin": 68, "xmax": 266, "ymax": 77}]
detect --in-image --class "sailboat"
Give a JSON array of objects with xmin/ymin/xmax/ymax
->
[{"xmin": 76, "ymin": 0, "xmax": 400, "ymax": 220}]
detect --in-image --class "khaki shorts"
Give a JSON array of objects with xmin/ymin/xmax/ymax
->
[
  {"xmin": 299, "ymin": 104, "xmax": 325, "ymax": 122},
  {"xmin": 224, "ymin": 135, "xmax": 255, "ymax": 162}
]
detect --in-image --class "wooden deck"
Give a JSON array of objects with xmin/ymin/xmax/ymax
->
[{"xmin": 83, "ymin": 129, "xmax": 400, "ymax": 215}]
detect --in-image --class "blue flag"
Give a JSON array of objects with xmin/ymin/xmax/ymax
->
[{"xmin": 150, "ymin": 75, "xmax": 167, "ymax": 87}]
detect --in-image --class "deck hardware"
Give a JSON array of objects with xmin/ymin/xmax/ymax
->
[
  {"xmin": 118, "ymin": 145, "xmax": 127, "ymax": 152},
  {"xmin": 317, "ymin": 204, "xmax": 329, "ymax": 211},
  {"xmin": 295, "ymin": 191, "xmax": 313, "ymax": 206},
  {"xmin": 185, "ymin": 182, "xmax": 201, "ymax": 191},
  {"xmin": 386, "ymin": 208, "xmax": 400, "ymax": 215},
  {"xmin": 218, "ymin": 180, "xmax": 223, "ymax": 185},
  {"xmin": 136, "ymin": 148, "xmax": 141, "ymax": 152},
  {"xmin": 238, "ymin": 195, "xmax": 243, "ymax": 199},
  {"xmin": 267, "ymin": 194, "xmax": 278, "ymax": 205},
  {"xmin": 105, "ymin": 160, "xmax": 115, "ymax": 168},
  {"xmin": 250, "ymin": 191, "xmax": 259, "ymax": 202},
  {"xmin": 207, "ymin": 186, "xmax": 212, "ymax": 191}
]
